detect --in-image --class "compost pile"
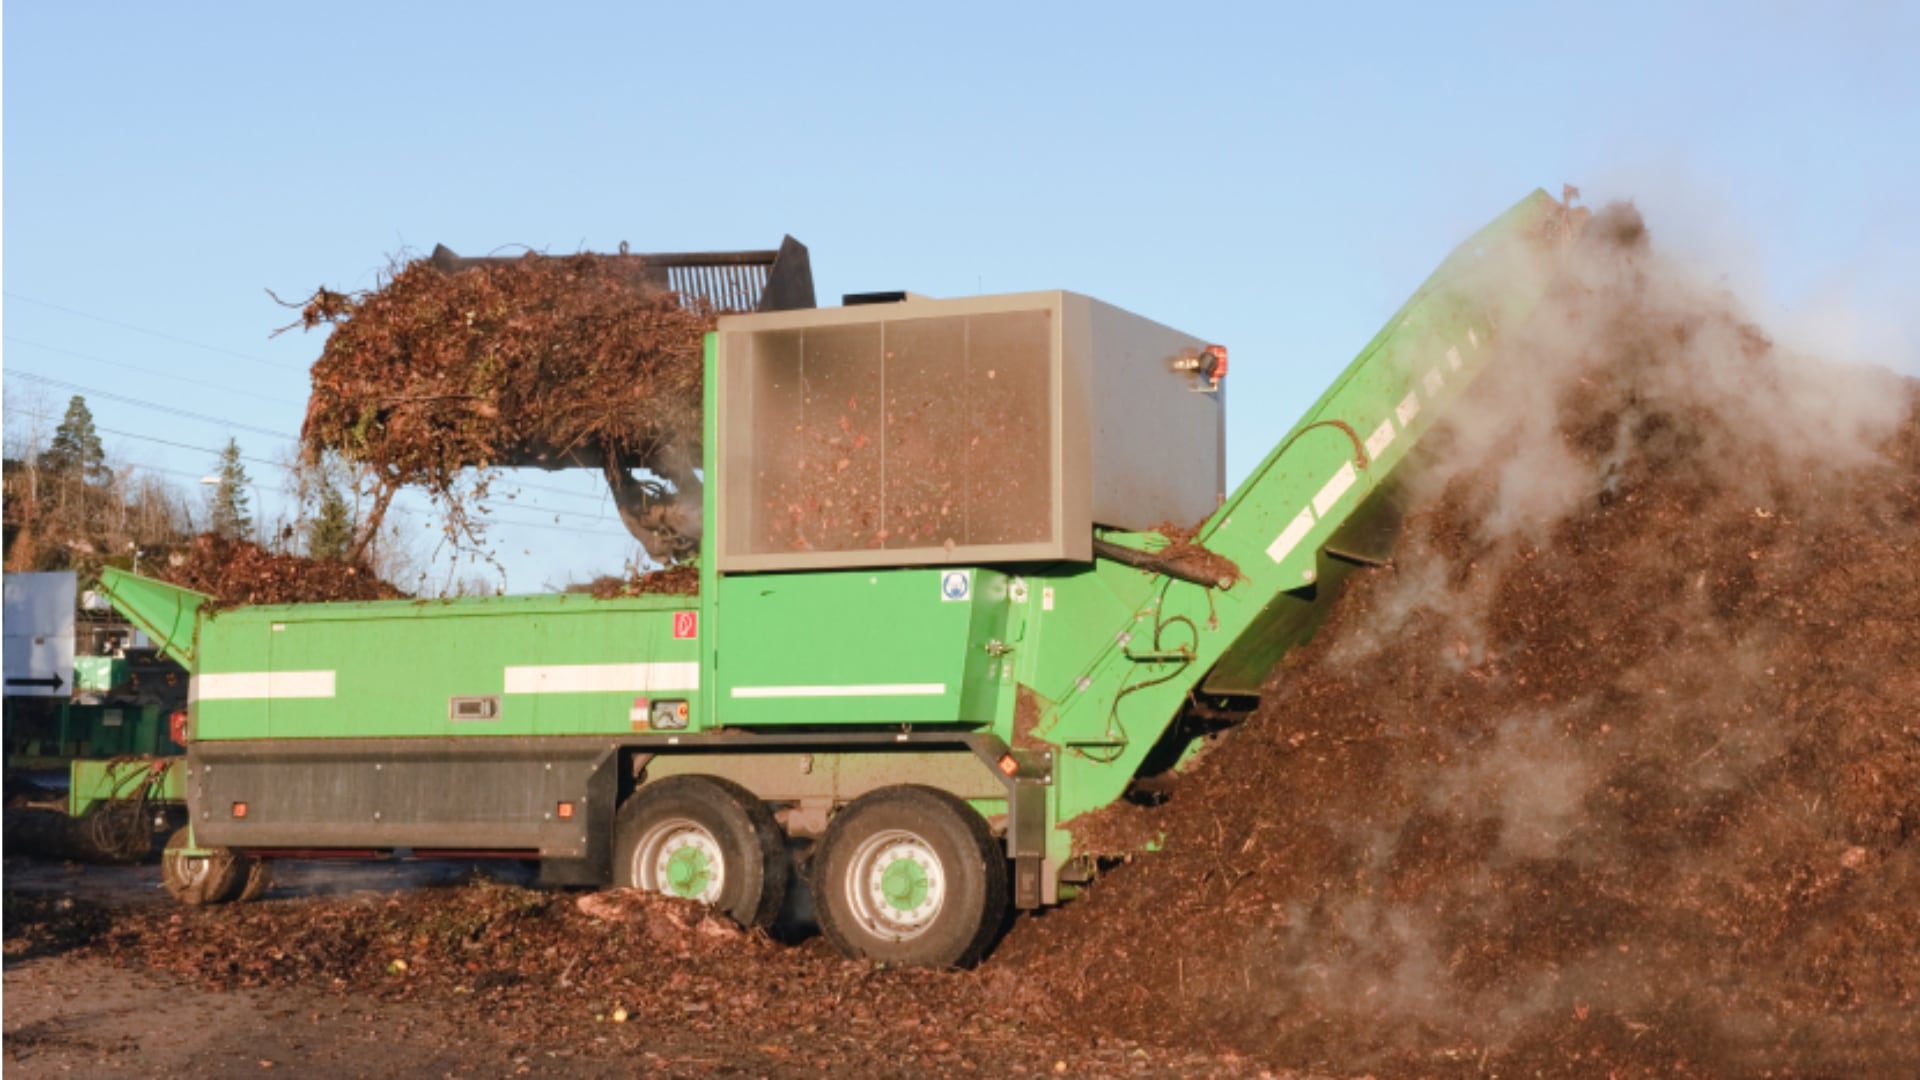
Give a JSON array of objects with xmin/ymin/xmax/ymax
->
[
  {"xmin": 576, "ymin": 562, "xmax": 701, "ymax": 599},
  {"xmin": 1004, "ymin": 205, "xmax": 1920, "ymax": 1078},
  {"xmin": 293, "ymin": 251, "xmax": 714, "ymax": 561},
  {"xmin": 157, "ymin": 535, "xmax": 406, "ymax": 606}
]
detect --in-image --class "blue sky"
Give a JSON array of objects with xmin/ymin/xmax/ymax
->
[{"xmin": 5, "ymin": 2, "xmax": 1916, "ymax": 591}]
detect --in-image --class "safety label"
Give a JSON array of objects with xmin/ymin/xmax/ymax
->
[{"xmin": 940, "ymin": 570, "xmax": 972, "ymax": 602}]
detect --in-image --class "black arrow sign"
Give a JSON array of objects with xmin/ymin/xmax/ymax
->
[{"xmin": 6, "ymin": 672, "xmax": 65, "ymax": 690}]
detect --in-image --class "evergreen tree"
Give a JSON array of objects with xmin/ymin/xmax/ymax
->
[
  {"xmin": 207, "ymin": 438, "xmax": 253, "ymax": 540},
  {"xmin": 308, "ymin": 479, "xmax": 354, "ymax": 560},
  {"xmin": 42, "ymin": 396, "xmax": 106, "ymax": 481}
]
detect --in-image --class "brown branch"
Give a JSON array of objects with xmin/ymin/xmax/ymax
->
[{"xmin": 349, "ymin": 481, "xmax": 397, "ymax": 562}]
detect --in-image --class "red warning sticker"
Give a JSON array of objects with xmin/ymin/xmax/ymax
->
[{"xmin": 672, "ymin": 611, "xmax": 698, "ymax": 639}]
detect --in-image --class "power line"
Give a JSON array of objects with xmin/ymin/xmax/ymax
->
[
  {"xmin": 10, "ymin": 388, "xmax": 615, "ymax": 511},
  {"xmin": 496, "ymin": 475, "xmax": 615, "ymax": 505},
  {"xmin": 10, "ymin": 373, "xmax": 612, "ymax": 503},
  {"xmin": 4, "ymin": 372, "xmax": 607, "ymax": 503},
  {"xmin": 5, "ymin": 405, "xmax": 618, "ymax": 525},
  {"xmin": 128, "ymin": 462, "xmax": 599, "ymax": 536},
  {"xmin": 1, "ymin": 404, "xmax": 304, "ymax": 471},
  {"xmin": 3, "ymin": 291, "xmax": 307, "ymax": 372},
  {"xmin": 16, "ymin": 451, "xmax": 612, "ymax": 539},
  {"xmin": 3, "ymin": 295, "xmax": 656, "ymax": 509},
  {"xmin": 96, "ymin": 424, "xmax": 290, "ymax": 473},
  {"xmin": 128, "ymin": 465, "xmax": 596, "ymax": 537},
  {"xmin": 3, "ymin": 335, "xmax": 304, "ymax": 405},
  {"xmin": 6, "ymin": 370, "xmax": 296, "ymax": 440}
]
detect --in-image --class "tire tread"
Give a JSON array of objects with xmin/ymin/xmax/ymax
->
[
  {"xmin": 814, "ymin": 785, "xmax": 1009, "ymax": 968},
  {"xmin": 614, "ymin": 775, "xmax": 789, "ymax": 929}
]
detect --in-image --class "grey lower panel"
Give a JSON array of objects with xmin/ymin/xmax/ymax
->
[
  {"xmin": 1011, "ymin": 778, "xmax": 1048, "ymax": 908},
  {"xmin": 642, "ymin": 750, "xmax": 1006, "ymax": 804},
  {"xmin": 186, "ymin": 730, "xmax": 1054, "ymax": 905},
  {"xmin": 189, "ymin": 737, "xmax": 615, "ymax": 860}
]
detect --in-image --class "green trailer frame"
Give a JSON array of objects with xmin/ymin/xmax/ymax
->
[{"xmin": 94, "ymin": 190, "xmax": 1570, "ymax": 958}]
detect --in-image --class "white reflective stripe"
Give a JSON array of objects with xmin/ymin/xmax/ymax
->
[
  {"xmin": 1446, "ymin": 345, "xmax": 1462, "ymax": 371},
  {"xmin": 730, "ymin": 683, "xmax": 946, "ymax": 699},
  {"xmin": 1364, "ymin": 418, "xmax": 1396, "ymax": 461},
  {"xmin": 1312, "ymin": 461, "xmax": 1358, "ymax": 518},
  {"xmin": 1396, "ymin": 391, "xmax": 1421, "ymax": 427},
  {"xmin": 1265, "ymin": 505, "xmax": 1316, "ymax": 564},
  {"xmin": 505, "ymin": 662, "xmax": 699, "ymax": 694},
  {"xmin": 195, "ymin": 670, "xmax": 336, "ymax": 700},
  {"xmin": 1423, "ymin": 367, "xmax": 1444, "ymax": 396}
]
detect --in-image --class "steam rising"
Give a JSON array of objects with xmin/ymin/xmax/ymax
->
[
  {"xmin": 1295, "ymin": 201, "xmax": 1916, "ymax": 1061},
  {"xmin": 1340, "ymin": 199, "xmax": 1913, "ymax": 667},
  {"xmin": 1019, "ymin": 194, "xmax": 1920, "ymax": 1076}
]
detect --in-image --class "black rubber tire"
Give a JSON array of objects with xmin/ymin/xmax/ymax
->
[
  {"xmin": 613, "ymin": 775, "xmax": 789, "ymax": 929},
  {"xmin": 234, "ymin": 859, "xmax": 273, "ymax": 903},
  {"xmin": 813, "ymin": 785, "xmax": 1009, "ymax": 968},
  {"xmin": 160, "ymin": 826, "xmax": 247, "ymax": 906}
]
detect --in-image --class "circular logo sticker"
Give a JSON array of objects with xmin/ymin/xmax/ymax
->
[{"xmin": 940, "ymin": 570, "xmax": 971, "ymax": 602}]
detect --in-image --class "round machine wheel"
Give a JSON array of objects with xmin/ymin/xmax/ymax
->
[
  {"xmin": 813, "ymin": 786, "xmax": 1009, "ymax": 968},
  {"xmin": 234, "ymin": 858, "xmax": 274, "ymax": 903},
  {"xmin": 160, "ymin": 826, "xmax": 255, "ymax": 906},
  {"xmin": 613, "ymin": 775, "xmax": 789, "ymax": 929}
]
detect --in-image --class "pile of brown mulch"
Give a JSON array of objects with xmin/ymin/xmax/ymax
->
[
  {"xmin": 1145, "ymin": 519, "xmax": 1243, "ymax": 587},
  {"xmin": 1001, "ymin": 206, "xmax": 1920, "ymax": 1078},
  {"xmin": 2, "ymin": 892, "xmax": 113, "ymax": 962},
  {"xmin": 292, "ymin": 251, "xmax": 714, "ymax": 561},
  {"xmin": 156, "ymin": 535, "xmax": 406, "ymax": 606},
  {"xmin": 577, "ymin": 562, "xmax": 701, "ymax": 599},
  {"xmin": 60, "ymin": 882, "xmax": 1274, "ymax": 1078}
]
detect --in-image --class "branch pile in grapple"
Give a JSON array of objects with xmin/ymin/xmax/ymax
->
[
  {"xmin": 157, "ymin": 535, "xmax": 405, "ymax": 606},
  {"xmin": 295, "ymin": 253, "xmax": 715, "ymax": 562}
]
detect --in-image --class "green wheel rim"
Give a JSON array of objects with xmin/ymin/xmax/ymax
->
[
  {"xmin": 664, "ymin": 846, "xmax": 714, "ymax": 899},
  {"xmin": 844, "ymin": 829, "xmax": 946, "ymax": 942},
  {"xmin": 880, "ymin": 856, "xmax": 930, "ymax": 912},
  {"xmin": 634, "ymin": 818, "xmax": 726, "ymax": 906}
]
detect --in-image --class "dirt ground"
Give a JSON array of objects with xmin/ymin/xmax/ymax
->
[
  {"xmin": 2, "ymin": 857, "xmax": 1290, "ymax": 1079},
  {"xmin": 3, "ymin": 859, "xmax": 583, "ymax": 1079},
  {"xmin": 5, "ymin": 955, "xmax": 568, "ymax": 1079}
]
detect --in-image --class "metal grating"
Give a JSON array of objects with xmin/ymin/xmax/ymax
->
[
  {"xmin": 722, "ymin": 304, "xmax": 1057, "ymax": 567},
  {"xmin": 428, "ymin": 236, "xmax": 815, "ymax": 313},
  {"xmin": 665, "ymin": 262, "xmax": 769, "ymax": 313}
]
